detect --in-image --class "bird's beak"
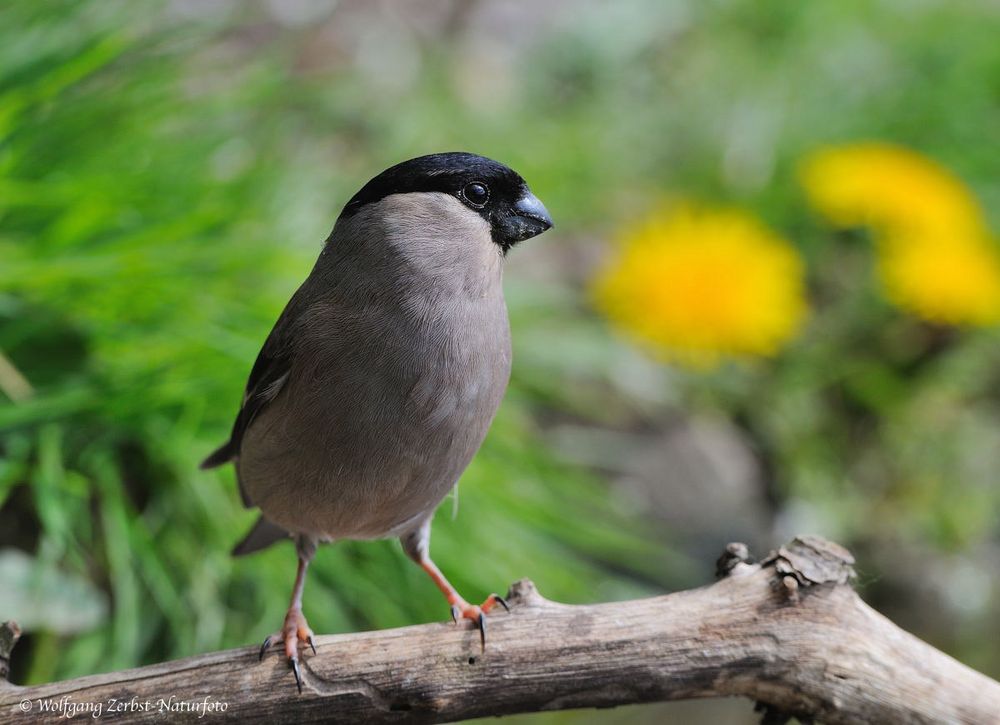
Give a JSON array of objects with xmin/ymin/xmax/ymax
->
[
  {"xmin": 512, "ymin": 193, "xmax": 554, "ymax": 239},
  {"xmin": 497, "ymin": 192, "xmax": 553, "ymax": 250}
]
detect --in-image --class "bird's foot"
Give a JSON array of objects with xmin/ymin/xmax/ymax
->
[
  {"xmin": 258, "ymin": 607, "xmax": 316, "ymax": 694},
  {"xmin": 449, "ymin": 593, "xmax": 510, "ymax": 650}
]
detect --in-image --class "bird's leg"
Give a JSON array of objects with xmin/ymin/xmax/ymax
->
[
  {"xmin": 419, "ymin": 556, "xmax": 510, "ymax": 646},
  {"xmin": 401, "ymin": 520, "xmax": 509, "ymax": 650},
  {"xmin": 259, "ymin": 536, "xmax": 317, "ymax": 693}
]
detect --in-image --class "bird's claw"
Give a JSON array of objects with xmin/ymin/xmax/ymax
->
[
  {"xmin": 291, "ymin": 656, "xmax": 302, "ymax": 694},
  {"xmin": 449, "ymin": 593, "xmax": 510, "ymax": 650},
  {"xmin": 258, "ymin": 607, "xmax": 315, "ymax": 694},
  {"xmin": 258, "ymin": 635, "xmax": 273, "ymax": 662}
]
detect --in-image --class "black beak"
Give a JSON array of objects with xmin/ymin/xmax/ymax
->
[
  {"xmin": 497, "ymin": 192, "xmax": 553, "ymax": 250},
  {"xmin": 513, "ymin": 193, "xmax": 553, "ymax": 234}
]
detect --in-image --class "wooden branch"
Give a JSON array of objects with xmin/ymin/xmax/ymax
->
[{"xmin": 3, "ymin": 536, "xmax": 998, "ymax": 724}]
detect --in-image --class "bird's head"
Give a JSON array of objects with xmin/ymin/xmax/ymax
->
[{"xmin": 339, "ymin": 152, "xmax": 553, "ymax": 254}]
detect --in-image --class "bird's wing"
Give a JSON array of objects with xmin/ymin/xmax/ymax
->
[{"xmin": 199, "ymin": 292, "xmax": 303, "ymax": 485}]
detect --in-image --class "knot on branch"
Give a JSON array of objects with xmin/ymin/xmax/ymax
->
[
  {"xmin": 762, "ymin": 535, "xmax": 856, "ymax": 603},
  {"xmin": 1, "ymin": 620, "xmax": 21, "ymax": 685},
  {"xmin": 505, "ymin": 579, "xmax": 546, "ymax": 607},
  {"xmin": 716, "ymin": 542, "xmax": 754, "ymax": 578}
]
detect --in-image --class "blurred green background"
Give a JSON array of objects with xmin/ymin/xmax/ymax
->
[{"xmin": 2, "ymin": 1, "xmax": 999, "ymax": 723}]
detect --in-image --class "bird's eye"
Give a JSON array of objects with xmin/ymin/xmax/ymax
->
[{"xmin": 463, "ymin": 182, "xmax": 489, "ymax": 207}]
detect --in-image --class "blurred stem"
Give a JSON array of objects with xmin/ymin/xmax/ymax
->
[
  {"xmin": 90, "ymin": 456, "xmax": 141, "ymax": 670},
  {"xmin": 0, "ymin": 349, "xmax": 33, "ymax": 402},
  {"xmin": 24, "ymin": 631, "xmax": 58, "ymax": 687}
]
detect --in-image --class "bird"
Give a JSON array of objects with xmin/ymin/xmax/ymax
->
[{"xmin": 201, "ymin": 152, "xmax": 553, "ymax": 692}]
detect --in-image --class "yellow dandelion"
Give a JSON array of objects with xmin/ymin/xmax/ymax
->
[
  {"xmin": 878, "ymin": 231, "xmax": 1000, "ymax": 326},
  {"xmin": 800, "ymin": 142, "xmax": 986, "ymax": 237},
  {"xmin": 801, "ymin": 141, "xmax": 1000, "ymax": 326},
  {"xmin": 592, "ymin": 202, "xmax": 808, "ymax": 368}
]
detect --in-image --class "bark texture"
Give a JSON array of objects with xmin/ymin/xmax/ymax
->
[{"xmin": 2, "ymin": 536, "xmax": 998, "ymax": 724}]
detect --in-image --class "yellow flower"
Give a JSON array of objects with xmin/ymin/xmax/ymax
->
[
  {"xmin": 801, "ymin": 142, "xmax": 1000, "ymax": 326},
  {"xmin": 800, "ymin": 142, "xmax": 986, "ymax": 238},
  {"xmin": 592, "ymin": 203, "xmax": 808, "ymax": 368},
  {"xmin": 878, "ymin": 231, "xmax": 1000, "ymax": 326}
]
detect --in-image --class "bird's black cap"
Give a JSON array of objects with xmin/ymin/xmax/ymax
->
[{"xmin": 339, "ymin": 152, "xmax": 553, "ymax": 251}]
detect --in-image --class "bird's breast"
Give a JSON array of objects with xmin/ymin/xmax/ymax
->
[{"xmin": 240, "ymin": 287, "xmax": 511, "ymax": 541}]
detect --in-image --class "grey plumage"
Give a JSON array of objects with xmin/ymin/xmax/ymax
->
[
  {"xmin": 202, "ymin": 152, "xmax": 552, "ymax": 681},
  {"xmin": 237, "ymin": 192, "xmax": 510, "ymax": 542}
]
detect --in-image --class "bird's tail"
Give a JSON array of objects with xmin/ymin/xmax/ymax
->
[
  {"xmin": 199, "ymin": 439, "xmax": 235, "ymax": 470},
  {"xmin": 232, "ymin": 515, "xmax": 290, "ymax": 556}
]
